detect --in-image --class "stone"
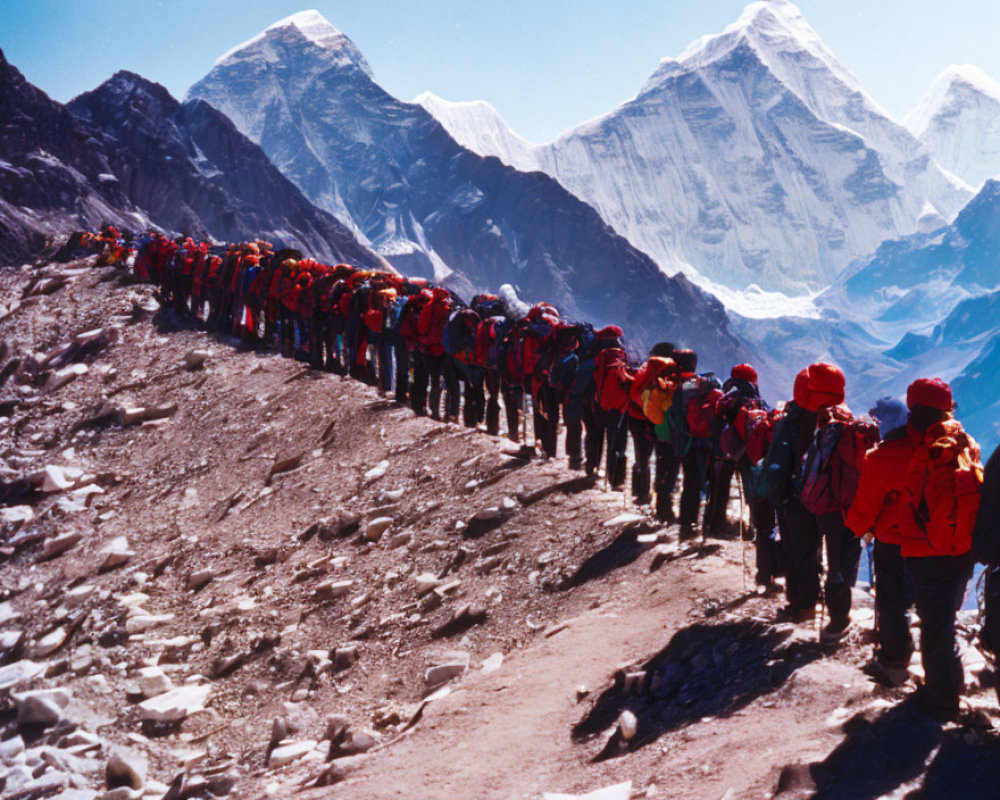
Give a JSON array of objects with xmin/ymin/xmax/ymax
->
[
  {"xmin": 46, "ymin": 362, "xmax": 89, "ymax": 392},
  {"xmin": 332, "ymin": 645, "xmax": 359, "ymax": 672},
  {"xmin": 13, "ymin": 688, "xmax": 71, "ymax": 727},
  {"xmin": 425, "ymin": 654, "xmax": 469, "ymax": 689},
  {"xmin": 39, "ymin": 531, "xmax": 84, "ymax": 560},
  {"xmin": 364, "ymin": 516, "xmax": 393, "ymax": 542},
  {"xmin": 618, "ymin": 710, "xmax": 638, "ymax": 740},
  {"xmin": 187, "ymin": 569, "xmax": 214, "ymax": 591},
  {"xmin": 413, "ymin": 572, "xmax": 441, "ymax": 595},
  {"xmin": 137, "ymin": 666, "xmax": 174, "ymax": 698},
  {"xmin": 388, "ymin": 531, "xmax": 413, "ymax": 549},
  {"xmin": 268, "ymin": 739, "xmax": 317, "ymax": 768},
  {"xmin": 543, "ymin": 781, "xmax": 633, "ymax": 800},
  {"xmin": 30, "ymin": 627, "xmax": 67, "ymax": 658},
  {"xmin": 0, "ymin": 659, "xmax": 46, "ymax": 691},
  {"xmin": 364, "ymin": 461, "xmax": 389, "ymax": 480},
  {"xmin": 100, "ymin": 536, "xmax": 133, "ymax": 570},
  {"xmin": 1, "ymin": 505, "xmax": 34, "ymax": 526},
  {"xmin": 125, "ymin": 614, "xmax": 174, "ymax": 634},
  {"xmin": 104, "ymin": 748, "xmax": 149, "ymax": 789},
  {"xmin": 0, "ymin": 734, "xmax": 25, "ymax": 764},
  {"xmin": 102, "ymin": 788, "xmax": 142, "ymax": 800},
  {"xmin": 344, "ymin": 730, "xmax": 378, "ymax": 754},
  {"xmin": 481, "ymin": 652, "xmax": 504, "ymax": 674},
  {"xmin": 183, "ymin": 350, "xmax": 210, "ymax": 371},
  {"xmin": 603, "ymin": 513, "xmax": 644, "ymax": 528},
  {"xmin": 315, "ymin": 580, "xmax": 353, "ymax": 601},
  {"xmin": 137, "ymin": 684, "xmax": 210, "ymax": 722}
]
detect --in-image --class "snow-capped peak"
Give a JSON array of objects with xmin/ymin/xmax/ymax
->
[
  {"xmin": 212, "ymin": 9, "xmax": 372, "ymax": 77},
  {"xmin": 904, "ymin": 64, "xmax": 1000, "ymax": 139},
  {"xmin": 413, "ymin": 91, "xmax": 540, "ymax": 170},
  {"xmin": 651, "ymin": 0, "xmax": 861, "ymax": 97}
]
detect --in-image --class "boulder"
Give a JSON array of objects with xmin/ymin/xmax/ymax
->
[
  {"xmin": 100, "ymin": 536, "xmax": 133, "ymax": 570},
  {"xmin": 137, "ymin": 666, "xmax": 174, "ymax": 698},
  {"xmin": 137, "ymin": 684, "xmax": 210, "ymax": 722},
  {"xmin": 268, "ymin": 739, "xmax": 317, "ymax": 768},
  {"xmin": 364, "ymin": 517, "xmax": 393, "ymax": 542},
  {"xmin": 39, "ymin": 531, "xmax": 83, "ymax": 560},
  {"xmin": 106, "ymin": 748, "xmax": 147, "ymax": 790},
  {"xmin": 13, "ymin": 687, "xmax": 71, "ymax": 727},
  {"xmin": 29, "ymin": 627, "xmax": 67, "ymax": 659}
]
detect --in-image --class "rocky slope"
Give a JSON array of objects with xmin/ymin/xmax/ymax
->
[
  {"xmin": 0, "ymin": 48, "xmax": 381, "ymax": 269},
  {"xmin": 67, "ymin": 72, "xmax": 383, "ymax": 267},
  {"xmin": 187, "ymin": 11, "xmax": 746, "ymax": 365},
  {"xmin": 1, "ymin": 257, "xmax": 999, "ymax": 800},
  {"xmin": 418, "ymin": 0, "xmax": 970, "ymax": 294},
  {"xmin": 0, "ymin": 49, "xmax": 142, "ymax": 266}
]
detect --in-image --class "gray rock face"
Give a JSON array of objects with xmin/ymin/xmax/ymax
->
[
  {"xmin": 187, "ymin": 13, "xmax": 746, "ymax": 365},
  {"xmin": 13, "ymin": 687, "xmax": 72, "ymax": 727},
  {"xmin": 66, "ymin": 71, "xmax": 382, "ymax": 266}
]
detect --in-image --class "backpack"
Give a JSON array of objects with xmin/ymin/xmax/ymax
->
[
  {"xmin": 744, "ymin": 407, "xmax": 781, "ymax": 465},
  {"xmin": 907, "ymin": 419, "xmax": 983, "ymax": 555},
  {"xmin": 594, "ymin": 348, "xmax": 634, "ymax": 413},
  {"xmin": 444, "ymin": 307, "xmax": 481, "ymax": 365},
  {"xmin": 471, "ymin": 293, "xmax": 502, "ymax": 320},
  {"xmin": 386, "ymin": 295, "xmax": 410, "ymax": 334},
  {"xmin": 474, "ymin": 316, "xmax": 509, "ymax": 368},
  {"xmin": 417, "ymin": 296, "xmax": 452, "ymax": 354},
  {"xmin": 797, "ymin": 407, "xmax": 879, "ymax": 515},
  {"xmin": 681, "ymin": 376, "xmax": 723, "ymax": 440},
  {"xmin": 630, "ymin": 357, "xmax": 676, "ymax": 426}
]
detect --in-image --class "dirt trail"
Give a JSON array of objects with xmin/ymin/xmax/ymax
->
[{"xmin": 1, "ymin": 258, "xmax": 999, "ymax": 800}]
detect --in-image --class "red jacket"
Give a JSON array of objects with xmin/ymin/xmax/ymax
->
[{"xmin": 846, "ymin": 426, "xmax": 920, "ymax": 546}]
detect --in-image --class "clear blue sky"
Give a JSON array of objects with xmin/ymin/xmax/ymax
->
[{"xmin": 2, "ymin": 0, "xmax": 999, "ymax": 142}]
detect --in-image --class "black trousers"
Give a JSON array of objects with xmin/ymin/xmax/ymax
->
[
  {"xmin": 679, "ymin": 446, "xmax": 710, "ymax": 528},
  {"xmin": 628, "ymin": 416, "xmax": 654, "ymax": 503},
  {"xmin": 563, "ymin": 394, "xmax": 583, "ymax": 468},
  {"xmin": 485, "ymin": 370, "xmax": 501, "ymax": 435},
  {"xmin": 582, "ymin": 396, "xmax": 604, "ymax": 475},
  {"xmin": 654, "ymin": 438, "xmax": 679, "ymax": 521},
  {"xmin": 537, "ymin": 386, "xmax": 560, "ymax": 458},
  {"xmin": 410, "ymin": 352, "xmax": 428, "ymax": 415},
  {"xmin": 907, "ymin": 553, "xmax": 974, "ymax": 713},
  {"xmin": 873, "ymin": 540, "xmax": 914, "ymax": 665},
  {"xmin": 390, "ymin": 335, "xmax": 409, "ymax": 401},
  {"xmin": 781, "ymin": 495, "xmax": 821, "ymax": 613},
  {"xmin": 817, "ymin": 511, "xmax": 861, "ymax": 626},
  {"xmin": 603, "ymin": 409, "xmax": 628, "ymax": 488},
  {"xmin": 502, "ymin": 381, "xmax": 522, "ymax": 442}
]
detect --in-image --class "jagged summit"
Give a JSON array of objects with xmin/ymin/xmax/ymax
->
[
  {"xmin": 211, "ymin": 8, "xmax": 373, "ymax": 77},
  {"xmin": 904, "ymin": 64, "xmax": 1000, "ymax": 138},
  {"xmin": 904, "ymin": 64, "xmax": 1000, "ymax": 188}
]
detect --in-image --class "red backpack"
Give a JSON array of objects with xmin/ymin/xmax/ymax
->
[
  {"xmin": 906, "ymin": 419, "xmax": 983, "ymax": 555},
  {"xmin": 416, "ymin": 294, "xmax": 451, "ymax": 356},
  {"xmin": 594, "ymin": 348, "xmax": 634, "ymax": 413},
  {"xmin": 744, "ymin": 407, "xmax": 781, "ymax": 465},
  {"xmin": 684, "ymin": 378, "xmax": 723, "ymax": 439}
]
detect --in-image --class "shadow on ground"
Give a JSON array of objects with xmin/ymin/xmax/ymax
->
[
  {"xmin": 795, "ymin": 699, "xmax": 1000, "ymax": 800},
  {"xmin": 573, "ymin": 619, "xmax": 823, "ymax": 760}
]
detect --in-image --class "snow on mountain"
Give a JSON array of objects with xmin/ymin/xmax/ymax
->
[
  {"xmin": 904, "ymin": 65, "xmax": 1000, "ymax": 189},
  {"xmin": 418, "ymin": 0, "xmax": 970, "ymax": 295},
  {"xmin": 413, "ymin": 92, "xmax": 539, "ymax": 173},
  {"xmin": 188, "ymin": 11, "xmax": 747, "ymax": 365}
]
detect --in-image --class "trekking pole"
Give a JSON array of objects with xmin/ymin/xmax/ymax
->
[{"xmin": 738, "ymin": 475, "xmax": 747, "ymax": 594}]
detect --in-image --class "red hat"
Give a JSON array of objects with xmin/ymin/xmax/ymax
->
[
  {"xmin": 793, "ymin": 368, "xmax": 811, "ymax": 408},
  {"xmin": 731, "ymin": 363, "xmax": 758, "ymax": 384},
  {"xmin": 906, "ymin": 377, "xmax": 953, "ymax": 412},
  {"xmin": 595, "ymin": 325, "xmax": 623, "ymax": 341},
  {"xmin": 804, "ymin": 363, "xmax": 845, "ymax": 411}
]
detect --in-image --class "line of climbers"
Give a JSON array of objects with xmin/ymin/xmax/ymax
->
[{"xmin": 71, "ymin": 227, "xmax": 1000, "ymax": 725}]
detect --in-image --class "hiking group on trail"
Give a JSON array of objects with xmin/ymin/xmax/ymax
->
[{"xmin": 67, "ymin": 227, "xmax": 1000, "ymax": 723}]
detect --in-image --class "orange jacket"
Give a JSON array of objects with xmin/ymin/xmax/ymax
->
[{"xmin": 846, "ymin": 426, "xmax": 920, "ymax": 546}]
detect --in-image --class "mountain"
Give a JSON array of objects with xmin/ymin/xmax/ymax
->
[
  {"xmin": 66, "ymin": 71, "xmax": 381, "ymax": 266},
  {"xmin": 904, "ymin": 65, "xmax": 1000, "ymax": 191},
  {"xmin": 819, "ymin": 180, "xmax": 1000, "ymax": 330},
  {"xmin": 0, "ymin": 48, "xmax": 141, "ymax": 265},
  {"xmin": 418, "ymin": 0, "xmax": 970, "ymax": 295},
  {"xmin": 188, "ymin": 10, "xmax": 746, "ymax": 366}
]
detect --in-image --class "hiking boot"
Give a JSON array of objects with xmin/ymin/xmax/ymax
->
[
  {"xmin": 568, "ymin": 457, "xmax": 583, "ymax": 471},
  {"xmin": 862, "ymin": 657, "xmax": 910, "ymax": 687},
  {"xmin": 821, "ymin": 618, "xmax": 852, "ymax": 643}
]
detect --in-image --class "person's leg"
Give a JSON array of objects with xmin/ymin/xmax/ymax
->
[
  {"xmin": 411, "ymin": 352, "xmax": 429, "ymax": 415},
  {"xmin": 907, "ymin": 554, "xmax": 974, "ymax": 715},
  {"xmin": 873, "ymin": 540, "xmax": 915, "ymax": 665},
  {"xmin": 583, "ymin": 397, "xmax": 603, "ymax": 477},
  {"xmin": 502, "ymin": 382, "xmax": 521, "ymax": 442},
  {"xmin": 654, "ymin": 440, "xmax": 679, "ymax": 523},
  {"xmin": 780, "ymin": 496, "xmax": 821, "ymax": 618},
  {"xmin": 819, "ymin": 511, "xmax": 861, "ymax": 633},
  {"xmin": 393, "ymin": 338, "xmax": 409, "ymax": 402},
  {"xmin": 705, "ymin": 458, "xmax": 736, "ymax": 535},
  {"xmin": 564, "ymin": 395, "xmax": 583, "ymax": 469},
  {"xmin": 485, "ymin": 370, "xmax": 501, "ymax": 435},
  {"xmin": 628, "ymin": 416, "xmax": 653, "ymax": 505}
]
